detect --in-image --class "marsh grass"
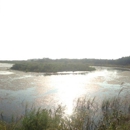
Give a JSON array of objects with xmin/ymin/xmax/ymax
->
[{"xmin": 1, "ymin": 89, "xmax": 130, "ymax": 130}]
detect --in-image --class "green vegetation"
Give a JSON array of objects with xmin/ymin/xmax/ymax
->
[
  {"xmin": 1, "ymin": 55, "xmax": 130, "ymax": 72},
  {"xmin": 1, "ymin": 91, "xmax": 130, "ymax": 130},
  {"xmin": 10, "ymin": 59, "xmax": 96, "ymax": 72}
]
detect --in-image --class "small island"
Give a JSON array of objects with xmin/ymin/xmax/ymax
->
[
  {"xmin": 3, "ymin": 56, "xmax": 130, "ymax": 73},
  {"xmin": 10, "ymin": 59, "xmax": 96, "ymax": 72}
]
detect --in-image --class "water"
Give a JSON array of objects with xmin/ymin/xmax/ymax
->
[{"xmin": 0, "ymin": 63, "xmax": 130, "ymax": 121}]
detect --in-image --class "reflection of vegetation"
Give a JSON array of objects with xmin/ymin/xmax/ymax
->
[
  {"xmin": 10, "ymin": 59, "xmax": 96, "ymax": 72},
  {"xmin": 1, "ymin": 89, "xmax": 130, "ymax": 130}
]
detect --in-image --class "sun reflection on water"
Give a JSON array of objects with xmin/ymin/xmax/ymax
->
[
  {"xmin": 55, "ymin": 75, "xmax": 88, "ymax": 115},
  {"xmin": 1, "ymin": 65, "xmax": 129, "ymax": 122},
  {"xmin": 34, "ymin": 69, "xmax": 119, "ymax": 115}
]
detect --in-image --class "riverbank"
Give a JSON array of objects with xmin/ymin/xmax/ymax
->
[{"xmin": 0, "ymin": 93, "xmax": 130, "ymax": 130}]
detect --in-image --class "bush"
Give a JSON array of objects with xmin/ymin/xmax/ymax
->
[{"xmin": 1, "ymin": 92, "xmax": 130, "ymax": 130}]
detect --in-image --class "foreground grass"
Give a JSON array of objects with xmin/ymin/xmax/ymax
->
[{"xmin": 1, "ymin": 94, "xmax": 130, "ymax": 130}]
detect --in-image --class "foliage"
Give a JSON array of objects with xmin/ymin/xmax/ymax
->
[
  {"xmin": 2, "ymin": 56, "xmax": 130, "ymax": 72},
  {"xmin": 10, "ymin": 59, "xmax": 96, "ymax": 72},
  {"xmin": 1, "ymin": 92, "xmax": 130, "ymax": 130}
]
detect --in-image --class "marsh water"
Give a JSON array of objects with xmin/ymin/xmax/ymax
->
[{"xmin": 0, "ymin": 63, "xmax": 130, "ymax": 122}]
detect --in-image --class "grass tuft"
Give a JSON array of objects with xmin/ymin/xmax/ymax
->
[{"xmin": 0, "ymin": 89, "xmax": 130, "ymax": 130}]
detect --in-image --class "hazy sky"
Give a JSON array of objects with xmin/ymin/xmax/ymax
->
[{"xmin": 0, "ymin": 0, "xmax": 130, "ymax": 60}]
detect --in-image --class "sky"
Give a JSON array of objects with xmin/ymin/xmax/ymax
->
[{"xmin": 0, "ymin": 0, "xmax": 130, "ymax": 60}]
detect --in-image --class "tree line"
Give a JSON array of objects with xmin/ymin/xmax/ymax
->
[{"xmin": 1, "ymin": 56, "xmax": 130, "ymax": 72}]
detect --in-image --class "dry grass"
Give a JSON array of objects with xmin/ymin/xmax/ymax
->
[{"xmin": 0, "ymin": 88, "xmax": 130, "ymax": 130}]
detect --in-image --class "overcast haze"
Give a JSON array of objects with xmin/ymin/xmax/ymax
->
[{"xmin": 0, "ymin": 0, "xmax": 130, "ymax": 60}]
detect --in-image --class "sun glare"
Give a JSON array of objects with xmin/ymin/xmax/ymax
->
[{"xmin": 56, "ymin": 75, "xmax": 86, "ymax": 115}]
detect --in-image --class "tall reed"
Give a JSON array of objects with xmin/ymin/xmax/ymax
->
[{"xmin": 0, "ymin": 88, "xmax": 130, "ymax": 130}]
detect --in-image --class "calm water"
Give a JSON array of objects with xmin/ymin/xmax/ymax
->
[{"xmin": 0, "ymin": 63, "xmax": 130, "ymax": 121}]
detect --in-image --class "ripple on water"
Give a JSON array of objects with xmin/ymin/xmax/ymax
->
[
  {"xmin": 1, "ymin": 65, "xmax": 130, "ymax": 122},
  {"xmin": 0, "ymin": 71, "xmax": 14, "ymax": 75}
]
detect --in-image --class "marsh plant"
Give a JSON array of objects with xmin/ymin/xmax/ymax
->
[{"xmin": 0, "ymin": 89, "xmax": 130, "ymax": 130}]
